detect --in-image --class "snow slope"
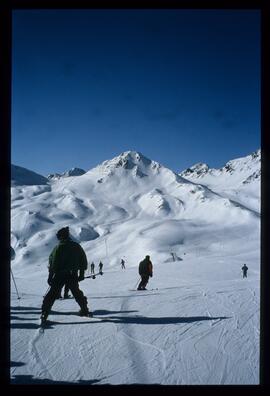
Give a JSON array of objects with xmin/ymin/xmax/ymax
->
[{"xmin": 10, "ymin": 150, "xmax": 260, "ymax": 384}]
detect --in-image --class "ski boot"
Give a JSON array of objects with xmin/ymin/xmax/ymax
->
[
  {"xmin": 40, "ymin": 311, "xmax": 49, "ymax": 326},
  {"xmin": 78, "ymin": 308, "xmax": 93, "ymax": 318}
]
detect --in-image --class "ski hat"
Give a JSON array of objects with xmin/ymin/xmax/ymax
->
[
  {"xmin": 145, "ymin": 255, "xmax": 150, "ymax": 259},
  {"xmin": 56, "ymin": 226, "xmax": 69, "ymax": 240}
]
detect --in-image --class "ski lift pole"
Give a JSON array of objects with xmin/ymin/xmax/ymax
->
[{"xmin": 10, "ymin": 268, "xmax": 21, "ymax": 300}]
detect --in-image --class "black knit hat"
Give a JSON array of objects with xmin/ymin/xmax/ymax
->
[{"xmin": 56, "ymin": 227, "xmax": 69, "ymax": 240}]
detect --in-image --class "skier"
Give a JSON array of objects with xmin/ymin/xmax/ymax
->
[
  {"xmin": 242, "ymin": 264, "xmax": 248, "ymax": 278},
  {"xmin": 56, "ymin": 284, "xmax": 71, "ymax": 299},
  {"xmin": 99, "ymin": 261, "xmax": 103, "ymax": 274},
  {"xmin": 137, "ymin": 255, "xmax": 153, "ymax": 290},
  {"xmin": 121, "ymin": 259, "xmax": 125, "ymax": 269},
  {"xmin": 90, "ymin": 262, "xmax": 95, "ymax": 274},
  {"xmin": 40, "ymin": 227, "xmax": 91, "ymax": 324}
]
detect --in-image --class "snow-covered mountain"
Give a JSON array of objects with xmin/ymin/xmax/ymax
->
[
  {"xmin": 11, "ymin": 150, "xmax": 260, "ymax": 267},
  {"xmin": 179, "ymin": 149, "xmax": 260, "ymax": 213},
  {"xmin": 10, "ymin": 150, "xmax": 260, "ymax": 385},
  {"xmin": 47, "ymin": 167, "xmax": 86, "ymax": 180},
  {"xmin": 11, "ymin": 164, "xmax": 48, "ymax": 186}
]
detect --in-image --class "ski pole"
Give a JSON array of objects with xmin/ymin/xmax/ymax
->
[
  {"xmin": 133, "ymin": 277, "xmax": 140, "ymax": 290},
  {"xmin": 10, "ymin": 268, "xmax": 21, "ymax": 300}
]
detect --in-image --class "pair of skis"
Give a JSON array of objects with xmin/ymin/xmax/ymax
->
[
  {"xmin": 39, "ymin": 312, "xmax": 103, "ymax": 328},
  {"xmin": 85, "ymin": 271, "xmax": 103, "ymax": 280},
  {"xmin": 129, "ymin": 288, "xmax": 159, "ymax": 291}
]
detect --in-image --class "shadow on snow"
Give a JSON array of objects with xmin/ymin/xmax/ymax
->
[
  {"xmin": 18, "ymin": 315, "xmax": 230, "ymax": 327},
  {"xmin": 11, "ymin": 361, "xmax": 25, "ymax": 368},
  {"xmin": 10, "ymin": 306, "xmax": 230, "ymax": 327},
  {"xmin": 10, "ymin": 374, "xmax": 103, "ymax": 385}
]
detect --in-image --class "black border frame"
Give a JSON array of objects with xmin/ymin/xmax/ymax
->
[{"xmin": 1, "ymin": 0, "xmax": 269, "ymax": 394}]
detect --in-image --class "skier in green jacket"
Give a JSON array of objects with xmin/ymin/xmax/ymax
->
[{"xmin": 41, "ymin": 227, "xmax": 91, "ymax": 323}]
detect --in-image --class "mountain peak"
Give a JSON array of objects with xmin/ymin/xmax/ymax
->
[
  {"xmin": 62, "ymin": 167, "xmax": 86, "ymax": 177},
  {"xmin": 47, "ymin": 167, "xmax": 86, "ymax": 180},
  {"xmin": 180, "ymin": 163, "xmax": 209, "ymax": 178},
  {"xmin": 107, "ymin": 151, "xmax": 152, "ymax": 168},
  {"xmin": 96, "ymin": 150, "xmax": 161, "ymax": 178},
  {"xmin": 179, "ymin": 149, "xmax": 261, "ymax": 191}
]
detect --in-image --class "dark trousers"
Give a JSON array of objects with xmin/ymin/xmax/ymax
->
[
  {"xmin": 138, "ymin": 275, "xmax": 149, "ymax": 290},
  {"xmin": 42, "ymin": 274, "xmax": 88, "ymax": 315},
  {"xmin": 243, "ymin": 272, "xmax": 248, "ymax": 278},
  {"xmin": 56, "ymin": 284, "xmax": 70, "ymax": 298}
]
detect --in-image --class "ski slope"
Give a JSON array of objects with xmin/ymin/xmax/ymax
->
[
  {"xmin": 10, "ymin": 150, "xmax": 260, "ymax": 384},
  {"xmin": 11, "ymin": 241, "xmax": 259, "ymax": 385}
]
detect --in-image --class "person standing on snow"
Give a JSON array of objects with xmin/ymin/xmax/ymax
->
[
  {"xmin": 137, "ymin": 255, "xmax": 153, "ymax": 290},
  {"xmin": 90, "ymin": 262, "xmax": 95, "ymax": 274},
  {"xmin": 121, "ymin": 259, "xmax": 125, "ymax": 269},
  {"xmin": 242, "ymin": 264, "xmax": 248, "ymax": 278},
  {"xmin": 41, "ymin": 227, "xmax": 91, "ymax": 323},
  {"xmin": 99, "ymin": 261, "xmax": 103, "ymax": 274}
]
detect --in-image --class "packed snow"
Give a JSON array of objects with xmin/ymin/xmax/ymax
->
[{"xmin": 11, "ymin": 150, "xmax": 260, "ymax": 384}]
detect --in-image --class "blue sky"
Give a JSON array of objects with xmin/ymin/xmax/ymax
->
[{"xmin": 12, "ymin": 9, "xmax": 261, "ymax": 176}]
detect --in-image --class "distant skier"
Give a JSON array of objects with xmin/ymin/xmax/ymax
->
[
  {"xmin": 40, "ymin": 227, "xmax": 91, "ymax": 324},
  {"xmin": 56, "ymin": 284, "xmax": 71, "ymax": 299},
  {"xmin": 242, "ymin": 264, "xmax": 248, "ymax": 278},
  {"xmin": 137, "ymin": 255, "xmax": 153, "ymax": 290},
  {"xmin": 99, "ymin": 261, "xmax": 103, "ymax": 274},
  {"xmin": 90, "ymin": 262, "xmax": 95, "ymax": 274},
  {"xmin": 121, "ymin": 259, "xmax": 125, "ymax": 269}
]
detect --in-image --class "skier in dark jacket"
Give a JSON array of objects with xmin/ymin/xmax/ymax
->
[
  {"xmin": 121, "ymin": 259, "xmax": 125, "ymax": 269},
  {"xmin": 90, "ymin": 262, "xmax": 95, "ymax": 274},
  {"xmin": 137, "ymin": 255, "xmax": 153, "ymax": 290},
  {"xmin": 242, "ymin": 264, "xmax": 248, "ymax": 278},
  {"xmin": 41, "ymin": 227, "xmax": 90, "ymax": 323},
  {"xmin": 99, "ymin": 261, "xmax": 103, "ymax": 274}
]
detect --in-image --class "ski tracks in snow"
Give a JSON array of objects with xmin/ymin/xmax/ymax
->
[
  {"xmin": 89, "ymin": 290, "xmax": 167, "ymax": 384},
  {"xmin": 198, "ymin": 283, "xmax": 259, "ymax": 384},
  {"xmin": 12, "ymin": 279, "xmax": 259, "ymax": 384},
  {"xmin": 28, "ymin": 326, "xmax": 55, "ymax": 381}
]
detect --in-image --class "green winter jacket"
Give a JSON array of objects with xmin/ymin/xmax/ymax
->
[{"xmin": 49, "ymin": 239, "xmax": 88, "ymax": 273}]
